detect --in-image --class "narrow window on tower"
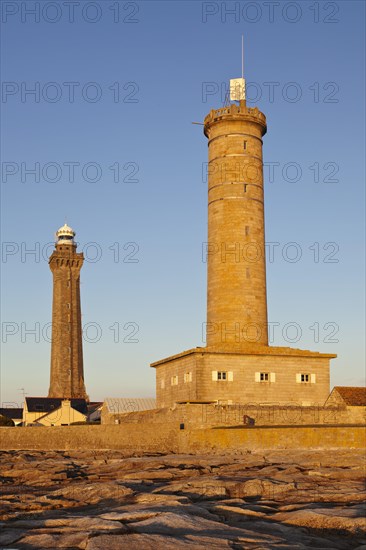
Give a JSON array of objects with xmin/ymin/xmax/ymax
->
[
  {"xmin": 243, "ymin": 140, "xmax": 247, "ymax": 150},
  {"xmin": 245, "ymin": 226, "xmax": 250, "ymax": 236}
]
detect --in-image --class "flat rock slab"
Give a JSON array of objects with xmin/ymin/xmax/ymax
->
[
  {"xmin": 128, "ymin": 510, "xmax": 273, "ymax": 542},
  {"xmin": 0, "ymin": 529, "xmax": 26, "ymax": 545},
  {"xmin": 9, "ymin": 516, "xmax": 126, "ymax": 531},
  {"xmin": 16, "ymin": 531, "xmax": 89, "ymax": 548},
  {"xmin": 86, "ymin": 533, "xmax": 232, "ymax": 549},
  {"xmin": 0, "ymin": 449, "xmax": 364, "ymax": 550},
  {"xmin": 272, "ymin": 508, "xmax": 366, "ymax": 533}
]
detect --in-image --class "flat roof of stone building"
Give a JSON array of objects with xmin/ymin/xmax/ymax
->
[{"xmin": 151, "ymin": 346, "xmax": 337, "ymax": 367}]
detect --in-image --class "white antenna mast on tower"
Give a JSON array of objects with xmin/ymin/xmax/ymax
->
[{"xmin": 230, "ymin": 35, "xmax": 246, "ymax": 103}]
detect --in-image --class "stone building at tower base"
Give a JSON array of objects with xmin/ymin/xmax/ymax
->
[{"xmin": 151, "ymin": 346, "xmax": 336, "ymax": 409}]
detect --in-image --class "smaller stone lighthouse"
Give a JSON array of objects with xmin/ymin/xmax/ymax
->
[{"xmin": 48, "ymin": 224, "xmax": 87, "ymax": 399}]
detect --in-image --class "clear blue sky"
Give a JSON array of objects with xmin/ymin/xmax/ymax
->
[{"xmin": 1, "ymin": 0, "xmax": 365, "ymax": 406}]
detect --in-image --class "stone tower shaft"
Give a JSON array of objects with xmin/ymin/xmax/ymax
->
[
  {"xmin": 151, "ymin": 86, "xmax": 335, "ymax": 410},
  {"xmin": 48, "ymin": 225, "xmax": 87, "ymax": 399},
  {"xmin": 204, "ymin": 100, "xmax": 268, "ymax": 347}
]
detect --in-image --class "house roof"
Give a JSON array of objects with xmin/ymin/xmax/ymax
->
[
  {"xmin": 0, "ymin": 408, "xmax": 23, "ymax": 419},
  {"xmin": 88, "ymin": 402, "xmax": 103, "ymax": 413},
  {"xmin": 333, "ymin": 386, "xmax": 366, "ymax": 406},
  {"xmin": 104, "ymin": 398, "xmax": 156, "ymax": 414},
  {"xmin": 25, "ymin": 397, "xmax": 88, "ymax": 415}
]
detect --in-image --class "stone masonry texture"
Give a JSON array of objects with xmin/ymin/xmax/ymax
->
[
  {"xmin": 48, "ymin": 242, "xmax": 87, "ymax": 399},
  {"xmin": 204, "ymin": 102, "xmax": 268, "ymax": 347}
]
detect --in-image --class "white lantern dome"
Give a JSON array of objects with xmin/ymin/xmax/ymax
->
[{"xmin": 56, "ymin": 223, "xmax": 75, "ymax": 245}]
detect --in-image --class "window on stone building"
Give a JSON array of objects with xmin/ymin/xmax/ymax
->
[
  {"xmin": 184, "ymin": 372, "xmax": 192, "ymax": 383},
  {"xmin": 161, "ymin": 379, "xmax": 165, "ymax": 389},
  {"xmin": 171, "ymin": 376, "xmax": 178, "ymax": 386},
  {"xmin": 212, "ymin": 371, "xmax": 234, "ymax": 381},
  {"xmin": 255, "ymin": 372, "xmax": 276, "ymax": 382},
  {"xmin": 296, "ymin": 373, "xmax": 310, "ymax": 383}
]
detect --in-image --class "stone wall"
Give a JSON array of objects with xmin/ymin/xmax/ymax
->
[
  {"xmin": 178, "ymin": 425, "xmax": 366, "ymax": 453},
  {"xmin": 102, "ymin": 403, "xmax": 366, "ymax": 427},
  {"xmin": 155, "ymin": 353, "xmax": 201, "ymax": 407},
  {"xmin": 1, "ymin": 423, "xmax": 364, "ymax": 452},
  {"xmin": 0, "ymin": 423, "xmax": 180, "ymax": 452}
]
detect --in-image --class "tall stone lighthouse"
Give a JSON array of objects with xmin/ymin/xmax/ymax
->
[
  {"xmin": 204, "ymin": 100, "xmax": 268, "ymax": 348},
  {"xmin": 48, "ymin": 224, "xmax": 87, "ymax": 399},
  {"xmin": 151, "ymin": 73, "xmax": 335, "ymax": 408}
]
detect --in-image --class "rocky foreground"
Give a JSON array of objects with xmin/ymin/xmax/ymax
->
[{"xmin": 0, "ymin": 449, "xmax": 365, "ymax": 549}]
